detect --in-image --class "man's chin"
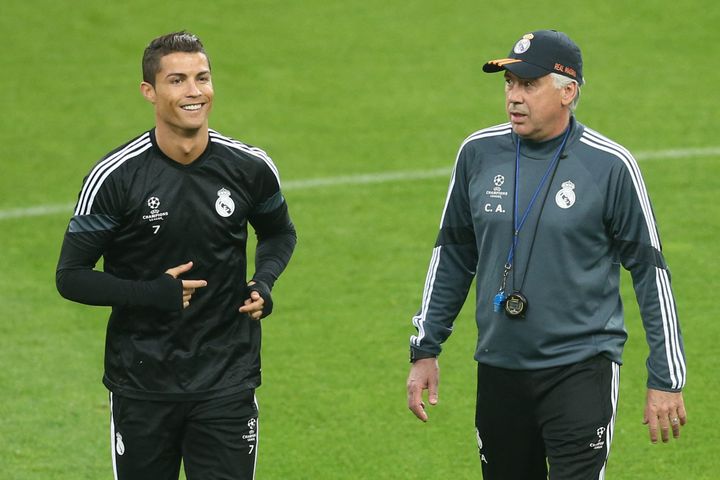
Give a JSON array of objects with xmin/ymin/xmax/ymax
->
[{"xmin": 510, "ymin": 123, "xmax": 528, "ymax": 136}]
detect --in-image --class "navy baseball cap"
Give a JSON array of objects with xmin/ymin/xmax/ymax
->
[{"xmin": 483, "ymin": 30, "xmax": 584, "ymax": 85}]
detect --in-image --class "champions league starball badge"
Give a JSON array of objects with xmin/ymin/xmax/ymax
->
[{"xmin": 504, "ymin": 291, "xmax": 528, "ymax": 318}]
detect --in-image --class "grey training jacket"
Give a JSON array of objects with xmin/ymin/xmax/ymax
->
[{"xmin": 410, "ymin": 118, "xmax": 686, "ymax": 391}]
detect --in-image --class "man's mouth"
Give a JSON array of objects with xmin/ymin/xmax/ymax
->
[{"xmin": 181, "ymin": 104, "xmax": 203, "ymax": 111}]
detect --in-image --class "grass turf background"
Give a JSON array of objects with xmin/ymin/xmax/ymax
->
[{"xmin": 1, "ymin": 0, "xmax": 718, "ymax": 478}]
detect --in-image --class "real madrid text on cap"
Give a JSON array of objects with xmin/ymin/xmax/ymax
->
[{"xmin": 483, "ymin": 30, "xmax": 584, "ymax": 85}]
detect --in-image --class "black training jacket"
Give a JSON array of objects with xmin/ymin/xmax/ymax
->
[{"xmin": 57, "ymin": 128, "xmax": 296, "ymax": 400}]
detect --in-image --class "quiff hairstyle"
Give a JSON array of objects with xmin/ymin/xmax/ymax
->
[{"xmin": 142, "ymin": 31, "xmax": 210, "ymax": 86}]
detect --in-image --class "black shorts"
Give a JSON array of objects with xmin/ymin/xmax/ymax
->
[
  {"xmin": 109, "ymin": 389, "xmax": 259, "ymax": 480},
  {"xmin": 475, "ymin": 355, "xmax": 619, "ymax": 480}
]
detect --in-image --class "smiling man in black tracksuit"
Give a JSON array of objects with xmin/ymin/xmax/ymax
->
[
  {"xmin": 406, "ymin": 30, "xmax": 687, "ymax": 480},
  {"xmin": 56, "ymin": 31, "xmax": 296, "ymax": 480}
]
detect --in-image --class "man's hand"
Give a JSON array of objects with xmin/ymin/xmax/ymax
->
[
  {"xmin": 643, "ymin": 388, "xmax": 687, "ymax": 443},
  {"xmin": 239, "ymin": 286, "xmax": 265, "ymax": 320},
  {"xmin": 240, "ymin": 281, "xmax": 272, "ymax": 320},
  {"xmin": 165, "ymin": 261, "xmax": 207, "ymax": 309},
  {"xmin": 407, "ymin": 357, "xmax": 439, "ymax": 422}
]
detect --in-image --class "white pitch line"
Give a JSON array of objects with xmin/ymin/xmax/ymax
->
[
  {"xmin": 282, "ymin": 167, "xmax": 450, "ymax": 190},
  {"xmin": 0, "ymin": 203, "xmax": 77, "ymax": 221},
  {"xmin": 1, "ymin": 146, "xmax": 718, "ymax": 222},
  {"xmin": 634, "ymin": 146, "xmax": 720, "ymax": 160}
]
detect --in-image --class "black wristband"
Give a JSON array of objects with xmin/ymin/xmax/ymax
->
[{"xmin": 248, "ymin": 279, "xmax": 273, "ymax": 318}]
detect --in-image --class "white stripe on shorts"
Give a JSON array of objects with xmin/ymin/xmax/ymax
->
[
  {"xmin": 598, "ymin": 362, "xmax": 620, "ymax": 480},
  {"xmin": 109, "ymin": 392, "xmax": 119, "ymax": 480}
]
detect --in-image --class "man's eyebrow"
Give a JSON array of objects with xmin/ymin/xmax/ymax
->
[{"xmin": 164, "ymin": 70, "xmax": 211, "ymax": 79}]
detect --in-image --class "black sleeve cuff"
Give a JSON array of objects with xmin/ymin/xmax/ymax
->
[{"xmin": 410, "ymin": 347, "xmax": 438, "ymax": 363}]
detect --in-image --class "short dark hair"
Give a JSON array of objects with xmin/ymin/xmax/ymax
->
[{"xmin": 142, "ymin": 31, "xmax": 210, "ymax": 86}]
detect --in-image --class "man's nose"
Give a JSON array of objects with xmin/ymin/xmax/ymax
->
[
  {"xmin": 506, "ymin": 85, "xmax": 523, "ymax": 104},
  {"xmin": 186, "ymin": 80, "xmax": 202, "ymax": 96}
]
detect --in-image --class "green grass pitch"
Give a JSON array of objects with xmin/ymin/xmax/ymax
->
[{"xmin": 1, "ymin": 0, "xmax": 718, "ymax": 478}]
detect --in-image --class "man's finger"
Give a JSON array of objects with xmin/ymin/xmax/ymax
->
[
  {"xmin": 239, "ymin": 293, "xmax": 264, "ymax": 313},
  {"xmin": 677, "ymin": 405, "xmax": 688, "ymax": 425},
  {"xmin": 166, "ymin": 261, "xmax": 194, "ymax": 278},
  {"xmin": 407, "ymin": 379, "xmax": 428, "ymax": 422},
  {"xmin": 239, "ymin": 301, "xmax": 263, "ymax": 312},
  {"xmin": 182, "ymin": 279, "xmax": 207, "ymax": 290},
  {"xmin": 407, "ymin": 391, "xmax": 428, "ymax": 422},
  {"xmin": 671, "ymin": 416, "xmax": 681, "ymax": 438},
  {"xmin": 428, "ymin": 377, "xmax": 439, "ymax": 406},
  {"xmin": 647, "ymin": 417, "xmax": 659, "ymax": 443},
  {"xmin": 410, "ymin": 401, "xmax": 428, "ymax": 422},
  {"xmin": 659, "ymin": 417, "xmax": 671, "ymax": 443}
]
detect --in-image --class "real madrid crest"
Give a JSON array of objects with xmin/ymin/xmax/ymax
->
[
  {"xmin": 555, "ymin": 180, "xmax": 576, "ymax": 209},
  {"xmin": 215, "ymin": 188, "xmax": 235, "ymax": 217},
  {"xmin": 513, "ymin": 33, "xmax": 534, "ymax": 54}
]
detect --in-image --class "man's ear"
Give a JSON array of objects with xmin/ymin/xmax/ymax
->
[
  {"xmin": 561, "ymin": 82, "xmax": 577, "ymax": 107},
  {"xmin": 140, "ymin": 81, "xmax": 156, "ymax": 104}
]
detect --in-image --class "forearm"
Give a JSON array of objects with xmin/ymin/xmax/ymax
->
[
  {"xmin": 56, "ymin": 268, "xmax": 182, "ymax": 311},
  {"xmin": 56, "ymin": 229, "xmax": 182, "ymax": 311},
  {"xmin": 410, "ymin": 242, "xmax": 477, "ymax": 356},
  {"xmin": 628, "ymin": 261, "xmax": 686, "ymax": 391},
  {"xmin": 253, "ymin": 232, "xmax": 297, "ymax": 287},
  {"xmin": 250, "ymin": 203, "xmax": 297, "ymax": 288}
]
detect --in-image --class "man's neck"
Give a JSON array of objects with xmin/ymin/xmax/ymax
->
[{"xmin": 154, "ymin": 124, "xmax": 209, "ymax": 165}]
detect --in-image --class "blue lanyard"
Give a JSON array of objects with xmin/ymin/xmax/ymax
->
[{"xmin": 505, "ymin": 126, "xmax": 571, "ymax": 270}]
